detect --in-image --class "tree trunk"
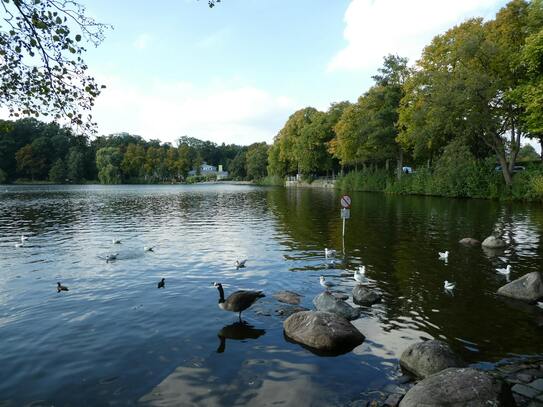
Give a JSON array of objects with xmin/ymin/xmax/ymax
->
[
  {"xmin": 496, "ymin": 152, "xmax": 513, "ymax": 187},
  {"xmin": 396, "ymin": 149, "xmax": 403, "ymax": 180},
  {"xmin": 385, "ymin": 159, "xmax": 390, "ymax": 171},
  {"xmin": 540, "ymin": 136, "xmax": 543, "ymax": 161}
]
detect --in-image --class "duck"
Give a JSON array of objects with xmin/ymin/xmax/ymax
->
[
  {"xmin": 324, "ymin": 248, "xmax": 336, "ymax": 258},
  {"xmin": 235, "ymin": 259, "xmax": 247, "ymax": 269},
  {"xmin": 57, "ymin": 282, "xmax": 69, "ymax": 292},
  {"xmin": 213, "ymin": 282, "xmax": 265, "ymax": 320},
  {"xmin": 438, "ymin": 251, "xmax": 449, "ymax": 261},
  {"xmin": 144, "ymin": 246, "xmax": 154, "ymax": 252},
  {"xmin": 320, "ymin": 275, "xmax": 335, "ymax": 288},
  {"xmin": 157, "ymin": 278, "xmax": 165, "ymax": 289},
  {"xmin": 354, "ymin": 266, "xmax": 366, "ymax": 284},
  {"xmin": 496, "ymin": 265, "xmax": 511, "ymax": 276},
  {"xmin": 106, "ymin": 253, "xmax": 119, "ymax": 263},
  {"xmin": 112, "ymin": 238, "xmax": 121, "ymax": 244},
  {"xmin": 444, "ymin": 280, "xmax": 455, "ymax": 290}
]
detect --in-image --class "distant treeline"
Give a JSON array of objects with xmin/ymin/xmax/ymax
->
[
  {"xmin": 267, "ymin": 0, "xmax": 543, "ymax": 197},
  {"xmin": 0, "ymin": 118, "xmax": 269, "ymax": 184}
]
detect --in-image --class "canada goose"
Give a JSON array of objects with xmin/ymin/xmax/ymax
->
[
  {"xmin": 320, "ymin": 276, "xmax": 335, "ymax": 288},
  {"xmin": 106, "ymin": 253, "xmax": 118, "ymax": 263},
  {"xmin": 235, "ymin": 259, "xmax": 247, "ymax": 269},
  {"xmin": 439, "ymin": 251, "xmax": 449, "ymax": 260},
  {"xmin": 144, "ymin": 246, "xmax": 154, "ymax": 252},
  {"xmin": 158, "ymin": 278, "xmax": 165, "ymax": 289},
  {"xmin": 496, "ymin": 265, "xmax": 511, "ymax": 276},
  {"xmin": 444, "ymin": 280, "xmax": 455, "ymax": 290},
  {"xmin": 112, "ymin": 238, "xmax": 121, "ymax": 244},
  {"xmin": 324, "ymin": 248, "xmax": 336, "ymax": 258},
  {"xmin": 213, "ymin": 282, "xmax": 264, "ymax": 320},
  {"xmin": 57, "ymin": 282, "xmax": 68, "ymax": 292},
  {"xmin": 354, "ymin": 266, "xmax": 366, "ymax": 284}
]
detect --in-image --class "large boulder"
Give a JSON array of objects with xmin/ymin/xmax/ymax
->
[
  {"xmin": 459, "ymin": 238, "xmax": 481, "ymax": 246},
  {"xmin": 497, "ymin": 272, "xmax": 543, "ymax": 303},
  {"xmin": 283, "ymin": 311, "xmax": 364, "ymax": 355},
  {"xmin": 482, "ymin": 235, "xmax": 507, "ymax": 249},
  {"xmin": 313, "ymin": 291, "xmax": 360, "ymax": 320},
  {"xmin": 273, "ymin": 291, "xmax": 302, "ymax": 305},
  {"xmin": 352, "ymin": 286, "xmax": 382, "ymax": 306},
  {"xmin": 399, "ymin": 368, "xmax": 516, "ymax": 407},
  {"xmin": 400, "ymin": 340, "xmax": 464, "ymax": 378}
]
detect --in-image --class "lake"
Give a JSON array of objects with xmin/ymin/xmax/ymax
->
[{"xmin": 0, "ymin": 184, "xmax": 542, "ymax": 406}]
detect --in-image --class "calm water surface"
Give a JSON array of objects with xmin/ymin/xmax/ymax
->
[{"xmin": 0, "ymin": 184, "xmax": 542, "ymax": 406}]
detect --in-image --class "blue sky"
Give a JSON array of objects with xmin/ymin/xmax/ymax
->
[{"xmin": 81, "ymin": 0, "xmax": 508, "ymax": 146}]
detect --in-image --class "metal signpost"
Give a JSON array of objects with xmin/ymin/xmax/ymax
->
[{"xmin": 340, "ymin": 195, "xmax": 351, "ymax": 238}]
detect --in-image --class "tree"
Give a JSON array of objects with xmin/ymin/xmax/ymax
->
[
  {"xmin": 229, "ymin": 150, "xmax": 247, "ymax": 179},
  {"xmin": 48, "ymin": 158, "xmax": 66, "ymax": 182},
  {"xmin": 517, "ymin": 144, "xmax": 541, "ymax": 161},
  {"xmin": 16, "ymin": 144, "xmax": 45, "ymax": 179},
  {"xmin": 66, "ymin": 147, "xmax": 85, "ymax": 182},
  {"xmin": 96, "ymin": 147, "xmax": 122, "ymax": 184},
  {"xmin": 245, "ymin": 143, "xmax": 268, "ymax": 180},
  {"xmin": 0, "ymin": 0, "xmax": 109, "ymax": 132}
]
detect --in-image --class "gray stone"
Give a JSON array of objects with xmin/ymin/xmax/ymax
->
[
  {"xmin": 497, "ymin": 272, "xmax": 543, "ymax": 302},
  {"xmin": 512, "ymin": 383, "xmax": 540, "ymax": 399},
  {"xmin": 313, "ymin": 291, "xmax": 360, "ymax": 320},
  {"xmin": 518, "ymin": 373, "xmax": 534, "ymax": 383},
  {"xmin": 529, "ymin": 378, "xmax": 543, "ymax": 391},
  {"xmin": 400, "ymin": 340, "xmax": 464, "ymax": 379},
  {"xmin": 332, "ymin": 292, "xmax": 349, "ymax": 301},
  {"xmin": 399, "ymin": 368, "xmax": 515, "ymax": 407},
  {"xmin": 459, "ymin": 238, "xmax": 481, "ymax": 246},
  {"xmin": 283, "ymin": 311, "xmax": 364, "ymax": 354},
  {"xmin": 383, "ymin": 393, "xmax": 404, "ymax": 407},
  {"xmin": 482, "ymin": 235, "xmax": 507, "ymax": 249},
  {"xmin": 352, "ymin": 286, "xmax": 382, "ymax": 306},
  {"xmin": 273, "ymin": 291, "xmax": 302, "ymax": 305},
  {"xmin": 275, "ymin": 305, "xmax": 309, "ymax": 317}
]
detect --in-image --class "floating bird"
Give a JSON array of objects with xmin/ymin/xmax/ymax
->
[
  {"xmin": 496, "ymin": 265, "xmax": 511, "ymax": 276},
  {"xmin": 112, "ymin": 238, "xmax": 121, "ymax": 244},
  {"xmin": 213, "ymin": 282, "xmax": 265, "ymax": 320},
  {"xmin": 15, "ymin": 242, "xmax": 23, "ymax": 248},
  {"xmin": 320, "ymin": 275, "xmax": 335, "ymax": 288},
  {"xmin": 57, "ymin": 282, "xmax": 68, "ymax": 292},
  {"xmin": 157, "ymin": 278, "xmax": 165, "ymax": 289},
  {"xmin": 444, "ymin": 280, "xmax": 456, "ymax": 290},
  {"xmin": 144, "ymin": 246, "xmax": 154, "ymax": 252},
  {"xmin": 354, "ymin": 266, "xmax": 366, "ymax": 284},
  {"xmin": 106, "ymin": 253, "xmax": 119, "ymax": 263},
  {"xmin": 438, "ymin": 251, "xmax": 449, "ymax": 261},
  {"xmin": 21, "ymin": 235, "xmax": 28, "ymax": 242},
  {"xmin": 537, "ymin": 302, "xmax": 543, "ymax": 309},
  {"xmin": 235, "ymin": 259, "xmax": 247, "ymax": 269},
  {"xmin": 324, "ymin": 248, "xmax": 336, "ymax": 258}
]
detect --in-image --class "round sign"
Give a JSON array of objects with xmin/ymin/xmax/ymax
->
[{"xmin": 340, "ymin": 195, "xmax": 351, "ymax": 208}]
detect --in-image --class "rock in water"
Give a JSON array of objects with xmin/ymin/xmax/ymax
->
[
  {"xmin": 313, "ymin": 291, "xmax": 360, "ymax": 320},
  {"xmin": 352, "ymin": 286, "xmax": 382, "ymax": 306},
  {"xmin": 497, "ymin": 271, "xmax": 543, "ymax": 302},
  {"xmin": 273, "ymin": 291, "xmax": 302, "ymax": 305},
  {"xmin": 482, "ymin": 236, "xmax": 506, "ymax": 249},
  {"xmin": 399, "ymin": 368, "xmax": 515, "ymax": 407},
  {"xmin": 459, "ymin": 238, "xmax": 481, "ymax": 246},
  {"xmin": 400, "ymin": 340, "xmax": 464, "ymax": 379},
  {"xmin": 283, "ymin": 311, "xmax": 364, "ymax": 355}
]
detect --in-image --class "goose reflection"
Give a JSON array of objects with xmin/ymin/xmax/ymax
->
[{"xmin": 216, "ymin": 321, "xmax": 266, "ymax": 353}]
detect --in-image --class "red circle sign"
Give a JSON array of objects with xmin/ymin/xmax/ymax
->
[{"xmin": 340, "ymin": 195, "xmax": 351, "ymax": 208}]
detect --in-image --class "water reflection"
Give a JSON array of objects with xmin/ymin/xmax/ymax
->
[{"xmin": 216, "ymin": 322, "xmax": 266, "ymax": 353}]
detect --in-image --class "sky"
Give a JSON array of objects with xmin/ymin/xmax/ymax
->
[{"xmin": 45, "ymin": 1, "xmax": 519, "ymax": 145}]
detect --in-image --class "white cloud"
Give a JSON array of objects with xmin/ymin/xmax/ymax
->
[
  {"xmin": 92, "ymin": 75, "xmax": 298, "ymax": 145},
  {"xmin": 133, "ymin": 33, "xmax": 152, "ymax": 50},
  {"xmin": 328, "ymin": 0, "xmax": 506, "ymax": 72}
]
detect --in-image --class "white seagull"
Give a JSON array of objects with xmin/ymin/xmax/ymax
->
[
  {"xmin": 21, "ymin": 235, "xmax": 28, "ymax": 242},
  {"xmin": 438, "ymin": 251, "xmax": 449, "ymax": 261},
  {"xmin": 320, "ymin": 276, "xmax": 335, "ymax": 288},
  {"xmin": 15, "ymin": 242, "xmax": 23, "ymax": 248},
  {"xmin": 106, "ymin": 253, "xmax": 119, "ymax": 262},
  {"xmin": 354, "ymin": 266, "xmax": 366, "ymax": 284},
  {"xmin": 444, "ymin": 280, "xmax": 456, "ymax": 290},
  {"xmin": 144, "ymin": 246, "xmax": 154, "ymax": 252},
  {"xmin": 537, "ymin": 302, "xmax": 543, "ymax": 309},
  {"xmin": 112, "ymin": 238, "xmax": 121, "ymax": 244},
  {"xmin": 235, "ymin": 259, "xmax": 247, "ymax": 269},
  {"xmin": 324, "ymin": 248, "xmax": 336, "ymax": 258},
  {"xmin": 496, "ymin": 265, "xmax": 511, "ymax": 276}
]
